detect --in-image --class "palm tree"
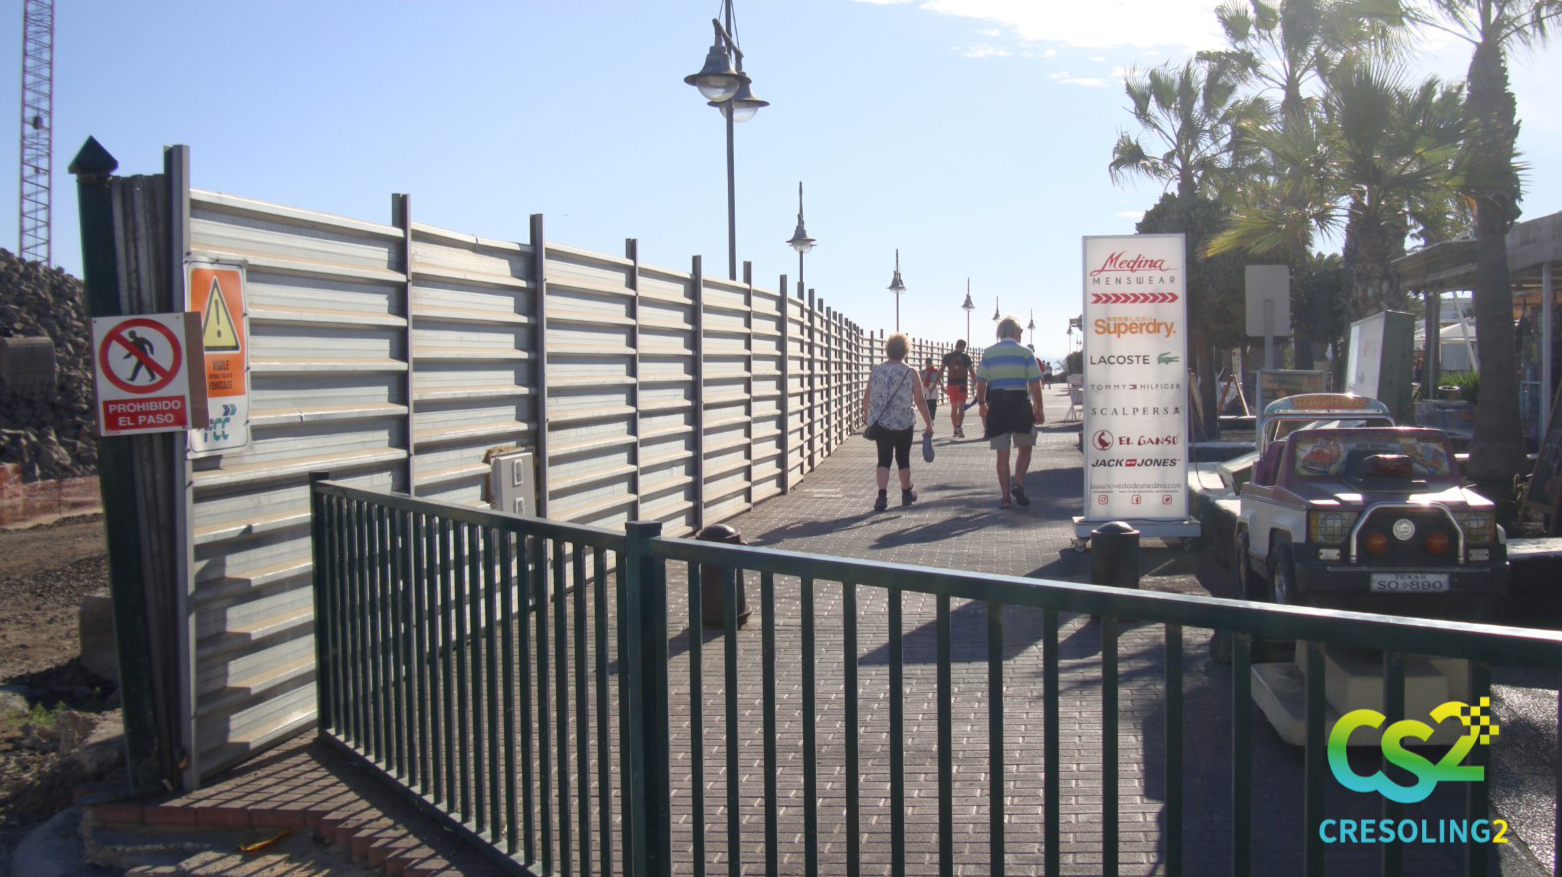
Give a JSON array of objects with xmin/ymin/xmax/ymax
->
[
  {"xmin": 1108, "ymin": 60, "xmax": 1263, "ymax": 202},
  {"xmin": 1363, "ymin": 0, "xmax": 1562, "ymax": 490},
  {"xmin": 1329, "ymin": 60, "xmax": 1465, "ymax": 317},
  {"xmin": 1109, "ymin": 59, "xmax": 1262, "ymax": 436}
]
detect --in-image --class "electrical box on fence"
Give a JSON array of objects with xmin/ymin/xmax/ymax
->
[{"xmin": 489, "ymin": 450, "xmax": 536, "ymax": 517}]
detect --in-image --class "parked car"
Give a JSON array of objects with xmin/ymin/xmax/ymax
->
[
  {"xmin": 1234, "ymin": 425, "xmax": 1507, "ymax": 616},
  {"xmin": 1218, "ymin": 393, "xmax": 1396, "ymax": 492}
]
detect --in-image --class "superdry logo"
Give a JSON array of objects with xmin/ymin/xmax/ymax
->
[
  {"xmin": 1094, "ymin": 316, "xmax": 1176, "ymax": 338},
  {"xmin": 1091, "ymin": 458, "xmax": 1180, "ymax": 468},
  {"xmin": 1090, "ymin": 292, "xmax": 1180, "ymax": 304}
]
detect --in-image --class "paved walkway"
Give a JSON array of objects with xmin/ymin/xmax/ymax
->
[{"xmin": 90, "ymin": 384, "xmax": 1553, "ymax": 876}]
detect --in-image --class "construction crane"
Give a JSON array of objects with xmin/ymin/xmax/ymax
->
[{"xmin": 18, "ymin": 0, "xmax": 53, "ymax": 266}]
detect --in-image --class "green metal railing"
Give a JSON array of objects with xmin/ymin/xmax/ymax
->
[{"xmin": 310, "ymin": 476, "xmax": 1562, "ymax": 877}]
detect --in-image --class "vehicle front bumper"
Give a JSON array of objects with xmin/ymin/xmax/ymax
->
[{"xmin": 1293, "ymin": 559, "xmax": 1508, "ymax": 609}]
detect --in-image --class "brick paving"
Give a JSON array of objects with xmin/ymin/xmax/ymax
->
[{"xmin": 97, "ymin": 385, "xmax": 1544, "ymax": 876}]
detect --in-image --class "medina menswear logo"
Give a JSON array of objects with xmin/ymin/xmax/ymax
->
[
  {"xmin": 1328, "ymin": 698, "xmax": 1496, "ymax": 804},
  {"xmin": 1321, "ymin": 699, "xmax": 1509, "ymax": 846}
]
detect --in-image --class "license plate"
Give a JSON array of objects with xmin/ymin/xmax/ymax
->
[{"xmin": 1370, "ymin": 572, "xmax": 1450, "ymax": 593}]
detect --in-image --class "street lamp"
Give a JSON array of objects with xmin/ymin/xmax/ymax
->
[
  {"xmin": 684, "ymin": 0, "xmax": 768, "ymax": 281},
  {"xmin": 992, "ymin": 297, "xmax": 1001, "ymax": 324},
  {"xmin": 960, "ymin": 279, "xmax": 975, "ymax": 349},
  {"xmin": 786, "ymin": 182, "xmax": 815, "ymax": 297},
  {"xmin": 887, "ymin": 249, "xmax": 906, "ymax": 332},
  {"xmin": 1028, "ymin": 311, "xmax": 1036, "ymax": 347}
]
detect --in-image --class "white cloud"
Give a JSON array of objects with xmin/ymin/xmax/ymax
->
[
  {"xmin": 913, "ymin": 0, "xmax": 1227, "ymax": 51},
  {"xmin": 961, "ymin": 43, "xmax": 1014, "ymax": 58},
  {"xmin": 1050, "ymin": 71, "xmax": 1112, "ymax": 88}
]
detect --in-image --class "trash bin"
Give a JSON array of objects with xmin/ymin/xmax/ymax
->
[
  {"xmin": 696, "ymin": 524, "xmax": 751, "ymax": 629},
  {"xmin": 1090, "ymin": 521, "xmax": 1141, "ymax": 589}
]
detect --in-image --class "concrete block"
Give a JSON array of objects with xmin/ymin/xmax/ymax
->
[{"xmin": 77, "ymin": 591, "xmax": 117, "ymax": 683}]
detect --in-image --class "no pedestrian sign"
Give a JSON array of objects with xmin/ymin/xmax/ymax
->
[{"xmin": 91, "ymin": 313, "xmax": 208, "ymax": 437}]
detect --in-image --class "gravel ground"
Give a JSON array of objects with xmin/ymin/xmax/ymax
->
[{"xmin": 0, "ymin": 514, "xmax": 117, "ymax": 865}]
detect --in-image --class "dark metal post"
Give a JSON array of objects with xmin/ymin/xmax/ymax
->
[
  {"xmin": 392, "ymin": 194, "xmax": 417, "ymax": 496},
  {"xmin": 530, "ymin": 214, "xmax": 550, "ymax": 518},
  {"xmin": 622, "ymin": 521, "xmax": 670, "ymax": 877},
  {"xmin": 70, "ymin": 137, "xmax": 163, "ymax": 795},
  {"xmin": 628, "ymin": 238, "xmax": 645, "ymax": 520},
  {"xmin": 692, "ymin": 256, "xmax": 708, "ymax": 530},
  {"xmin": 779, "ymin": 274, "xmax": 791, "ymax": 494},
  {"xmin": 725, "ymin": 110, "xmax": 736, "ymax": 281},
  {"xmin": 309, "ymin": 473, "xmax": 333, "ymax": 733}
]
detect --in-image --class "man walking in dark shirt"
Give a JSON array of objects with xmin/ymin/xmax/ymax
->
[{"xmin": 937, "ymin": 340, "xmax": 975, "ymax": 439}]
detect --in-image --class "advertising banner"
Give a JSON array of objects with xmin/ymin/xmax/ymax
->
[{"xmin": 1081, "ymin": 234, "xmax": 1188, "ymax": 521}]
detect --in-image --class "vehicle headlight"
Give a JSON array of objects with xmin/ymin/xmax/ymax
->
[
  {"xmin": 1307, "ymin": 510, "xmax": 1359, "ymax": 545},
  {"xmin": 1455, "ymin": 511, "xmax": 1495, "ymax": 545}
]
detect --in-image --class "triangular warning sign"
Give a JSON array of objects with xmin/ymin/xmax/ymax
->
[{"xmin": 201, "ymin": 278, "xmax": 241, "ymax": 352}]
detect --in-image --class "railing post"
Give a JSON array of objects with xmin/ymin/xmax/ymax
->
[
  {"xmin": 622, "ymin": 521, "xmax": 669, "ymax": 877},
  {"xmin": 309, "ymin": 472, "xmax": 333, "ymax": 735}
]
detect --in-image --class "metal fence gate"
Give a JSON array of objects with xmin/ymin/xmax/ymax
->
[{"xmin": 311, "ymin": 477, "xmax": 1562, "ymax": 877}]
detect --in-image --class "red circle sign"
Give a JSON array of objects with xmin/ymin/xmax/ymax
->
[{"xmin": 99, "ymin": 318, "xmax": 183, "ymax": 394}]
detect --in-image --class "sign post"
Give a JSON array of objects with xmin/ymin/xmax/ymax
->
[
  {"xmin": 1075, "ymin": 234, "xmax": 1200, "ymax": 542},
  {"xmin": 91, "ymin": 313, "xmax": 208, "ymax": 436},
  {"xmin": 1245, "ymin": 265, "xmax": 1290, "ymax": 372},
  {"xmin": 186, "ymin": 261, "xmax": 249, "ymax": 455}
]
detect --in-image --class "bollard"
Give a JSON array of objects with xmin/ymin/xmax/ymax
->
[
  {"xmin": 696, "ymin": 524, "xmax": 751, "ymax": 629},
  {"xmin": 1090, "ymin": 521, "xmax": 1141, "ymax": 589}
]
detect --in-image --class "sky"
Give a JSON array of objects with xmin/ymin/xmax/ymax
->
[{"xmin": 2, "ymin": 0, "xmax": 1561, "ymax": 364}]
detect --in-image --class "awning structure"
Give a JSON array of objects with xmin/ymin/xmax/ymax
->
[{"xmin": 1393, "ymin": 210, "xmax": 1561, "ymax": 436}]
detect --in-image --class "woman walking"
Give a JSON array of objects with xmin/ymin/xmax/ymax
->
[{"xmin": 863, "ymin": 333, "xmax": 935, "ymax": 511}]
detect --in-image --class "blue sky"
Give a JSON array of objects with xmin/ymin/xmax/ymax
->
[{"xmin": 3, "ymin": 0, "xmax": 1560, "ymax": 362}]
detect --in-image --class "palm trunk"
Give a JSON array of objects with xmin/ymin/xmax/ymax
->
[{"xmin": 1463, "ymin": 39, "xmax": 1527, "ymax": 493}]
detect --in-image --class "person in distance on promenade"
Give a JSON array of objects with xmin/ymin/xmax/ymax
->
[
  {"xmin": 920, "ymin": 356, "xmax": 942, "ymax": 424},
  {"xmin": 937, "ymin": 339, "xmax": 975, "ymax": 439},
  {"xmin": 976, "ymin": 316, "xmax": 1046, "ymax": 509},
  {"xmin": 864, "ymin": 333, "xmax": 935, "ymax": 512}
]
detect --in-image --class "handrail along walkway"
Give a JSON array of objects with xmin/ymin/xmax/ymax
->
[{"xmin": 309, "ymin": 475, "xmax": 1562, "ymax": 877}]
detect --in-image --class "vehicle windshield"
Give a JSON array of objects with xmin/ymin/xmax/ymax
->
[
  {"xmin": 1291, "ymin": 434, "xmax": 1452, "ymax": 479},
  {"xmin": 1265, "ymin": 416, "xmax": 1395, "ymax": 446}
]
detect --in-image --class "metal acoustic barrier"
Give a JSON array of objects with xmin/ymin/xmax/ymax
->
[{"xmin": 311, "ymin": 478, "xmax": 1562, "ymax": 877}]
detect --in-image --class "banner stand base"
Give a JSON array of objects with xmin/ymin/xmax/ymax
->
[{"xmin": 1071, "ymin": 516, "xmax": 1202, "ymax": 549}]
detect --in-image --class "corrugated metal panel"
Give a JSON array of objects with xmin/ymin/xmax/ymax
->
[
  {"xmin": 173, "ymin": 183, "xmax": 926, "ymax": 784},
  {"xmin": 189, "ymin": 190, "xmax": 409, "ymax": 780},
  {"xmin": 406, "ymin": 221, "xmax": 535, "ymax": 506}
]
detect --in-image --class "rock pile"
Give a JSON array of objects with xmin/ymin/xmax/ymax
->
[{"xmin": 0, "ymin": 249, "xmax": 96, "ymax": 482}]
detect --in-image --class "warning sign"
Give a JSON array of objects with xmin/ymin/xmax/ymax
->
[
  {"xmin": 200, "ymin": 277, "xmax": 242, "ymax": 352},
  {"xmin": 187, "ymin": 261, "xmax": 250, "ymax": 455},
  {"xmin": 91, "ymin": 313, "xmax": 208, "ymax": 437}
]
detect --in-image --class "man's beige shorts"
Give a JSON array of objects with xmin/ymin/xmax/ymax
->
[{"xmin": 988, "ymin": 430, "xmax": 1037, "ymax": 450}]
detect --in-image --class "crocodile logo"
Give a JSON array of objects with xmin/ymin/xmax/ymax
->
[{"xmin": 1157, "ymin": 352, "xmax": 1180, "ymax": 365}]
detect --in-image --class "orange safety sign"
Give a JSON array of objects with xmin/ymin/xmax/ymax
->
[{"xmin": 186, "ymin": 261, "xmax": 250, "ymax": 455}]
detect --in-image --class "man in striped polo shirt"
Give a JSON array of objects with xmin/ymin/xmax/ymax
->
[{"xmin": 976, "ymin": 315, "xmax": 1046, "ymax": 509}]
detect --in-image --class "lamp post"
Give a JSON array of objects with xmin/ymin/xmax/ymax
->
[
  {"xmin": 887, "ymin": 249, "xmax": 906, "ymax": 332},
  {"xmin": 960, "ymin": 279, "xmax": 975, "ymax": 349},
  {"xmin": 684, "ymin": 0, "xmax": 767, "ymax": 281},
  {"xmin": 992, "ymin": 297, "xmax": 1001, "ymax": 325},
  {"xmin": 1028, "ymin": 311, "xmax": 1036, "ymax": 347},
  {"xmin": 786, "ymin": 181, "xmax": 814, "ymax": 296}
]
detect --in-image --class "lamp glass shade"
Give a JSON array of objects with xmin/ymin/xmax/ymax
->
[
  {"xmin": 717, "ymin": 81, "xmax": 768, "ymax": 123},
  {"xmin": 685, "ymin": 45, "xmax": 744, "ymax": 102}
]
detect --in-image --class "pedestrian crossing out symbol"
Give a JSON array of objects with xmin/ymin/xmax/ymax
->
[{"xmin": 201, "ymin": 277, "xmax": 241, "ymax": 352}]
